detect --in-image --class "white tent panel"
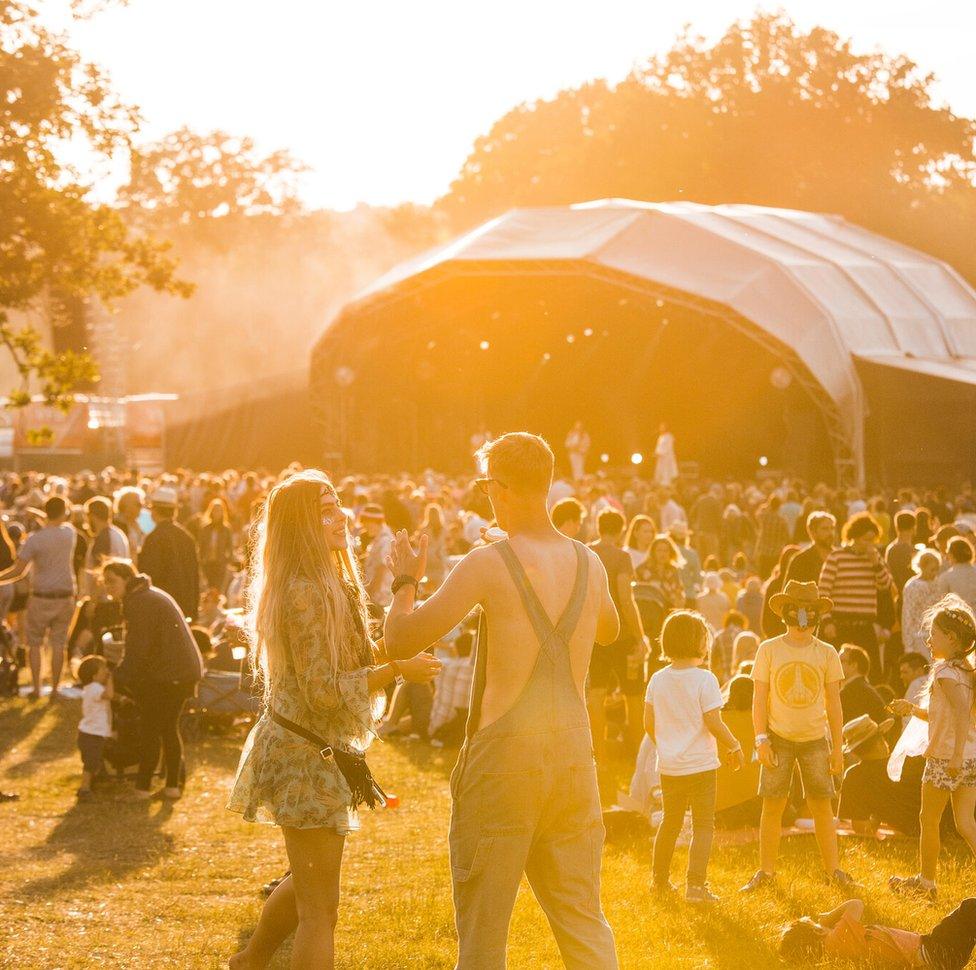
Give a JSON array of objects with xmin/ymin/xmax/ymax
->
[{"xmin": 322, "ymin": 198, "xmax": 976, "ymax": 481}]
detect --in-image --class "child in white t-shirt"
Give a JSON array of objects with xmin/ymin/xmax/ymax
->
[
  {"xmin": 77, "ymin": 655, "xmax": 113, "ymax": 799},
  {"xmin": 645, "ymin": 610, "xmax": 744, "ymax": 903}
]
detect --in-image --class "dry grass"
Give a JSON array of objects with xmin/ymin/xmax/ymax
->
[{"xmin": 1, "ymin": 696, "xmax": 974, "ymax": 969}]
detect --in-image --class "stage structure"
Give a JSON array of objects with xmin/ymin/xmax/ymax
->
[{"xmin": 311, "ymin": 200, "xmax": 976, "ymax": 485}]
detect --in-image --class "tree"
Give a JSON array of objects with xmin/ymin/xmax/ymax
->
[
  {"xmin": 120, "ymin": 127, "xmax": 307, "ymax": 229},
  {"xmin": 0, "ymin": 0, "xmax": 191, "ymax": 422},
  {"xmin": 439, "ymin": 12, "xmax": 976, "ymax": 284}
]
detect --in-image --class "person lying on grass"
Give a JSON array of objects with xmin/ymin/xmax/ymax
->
[{"xmin": 780, "ymin": 897, "xmax": 976, "ymax": 969}]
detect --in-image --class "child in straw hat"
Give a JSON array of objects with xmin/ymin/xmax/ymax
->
[{"xmin": 740, "ymin": 580, "xmax": 857, "ymax": 893}]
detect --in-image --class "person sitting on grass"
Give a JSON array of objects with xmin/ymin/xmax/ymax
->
[
  {"xmin": 645, "ymin": 610, "xmax": 744, "ymax": 904},
  {"xmin": 740, "ymin": 579, "xmax": 855, "ymax": 893},
  {"xmin": 779, "ymin": 897, "xmax": 976, "ymax": 969},
  {"xmin": 888, "ymin": 595, "xmax": 976, "ymax": 901},
  {"xmin": 838, "ymin": 714, "xmax": 918, "ymax": 837},
  {"xmin": 76, "ymin": 654, "xmax": 113, "ymax": 800}
]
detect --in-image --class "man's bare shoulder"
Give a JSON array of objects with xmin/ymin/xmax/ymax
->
[{"xmin": 454, "ymin": 542, "xmax": 502, "ymax": 576}]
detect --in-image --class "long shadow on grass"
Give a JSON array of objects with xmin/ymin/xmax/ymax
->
[
  {"xmin": 0, "ymin": 701, "xmax": 51, "ymax": 768},
  {"xmin": 4, "ymin": 707, "xmax": 75, "ymax": 776},
  {"xmin": 12, "ymin": 795, "xmax": 176, "ymax": 899}
]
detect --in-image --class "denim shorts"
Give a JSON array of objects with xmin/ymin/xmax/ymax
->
[{"xmin": 759, "ymin": 732, "xmax": 835, "ymax": 800}]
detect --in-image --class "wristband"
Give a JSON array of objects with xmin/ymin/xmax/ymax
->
[
  {"xmin": 754, "ymin": 733, "xmax": 770, "ymax": 748},
  {"xmin": 391, "ymin": 574, "xmax": 419, "ymax": 596},
  {"xmin": 390, "ymin": 660, "xmax": 405, "ymax": 687}
]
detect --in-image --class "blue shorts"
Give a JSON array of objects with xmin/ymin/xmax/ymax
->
[{"xmin": 759, "ymin": 732, "xmax": 835, "ymax": 800}]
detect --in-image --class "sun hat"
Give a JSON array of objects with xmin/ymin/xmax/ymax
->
[
  {"xmin": 359, "ymin": 504, "xmax": 385, "ymax": 521},
  {"xmin": 768, "ymin": 580, "xmax": 833, "ymax": 619},
  {"xmin": 842, "ymin": 714, "xmax": 895, "ymax": 755}
]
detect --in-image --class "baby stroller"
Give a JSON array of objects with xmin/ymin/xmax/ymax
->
[{"xmin": 180, "ymin": 624, "xmax": 260, "ymax": 740}]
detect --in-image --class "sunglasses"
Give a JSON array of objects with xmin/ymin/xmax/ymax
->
[{"xmin": 474, "ymin": 478, "xmax": 508, "ymax": 496}]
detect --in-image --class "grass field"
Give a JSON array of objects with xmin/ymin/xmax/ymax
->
[{"xmin": 2, "ymin": 696, "xmax": 974, "ymax": 969}]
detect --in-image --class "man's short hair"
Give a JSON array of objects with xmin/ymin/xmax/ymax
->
[
  {"xmin": 44, "ymin": 496, "xmax": 67, "ymax": 520},
  {"xmin": 597, "ymin": 508, "xmax": 625, "ymax": 537},
  {"xmin": 839, "ymin": 643, "xmax": 871, "ymax": 676},
  {"xmin": 477, "ymin": 432, "xmax": 554, "ymax": 495},
  {"xmin": 894, "ymin": 510, "xmax": 917, "ymax": 534},
  {"xmin": 843, "ymin": 511, "xmax": 880, "ymax": 542},
  {"xmin": 805, "ymin": 510, "xmax": 836, "ymax": 539},
  {"xmin": 900, "ymin": 652, "xmax": 929, "ymax": 672},
  {"xmin": 113, "ymin": 486, "xmax": 144, "ymax": 514},
  {"xmin": 948, "ymin": 535, "xmax": 974, "ymax": 564},
  {"xmin": 85, "ymin": 496, "xmax": 112, "ymax": 521},
  {"xmin": 551, "ymin": 498, "xmax": 585, "ymax": 529}
]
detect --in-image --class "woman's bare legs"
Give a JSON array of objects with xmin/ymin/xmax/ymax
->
[{"xmin": 230, "ymin": 827, "xmax": 344, "ymax": 970}]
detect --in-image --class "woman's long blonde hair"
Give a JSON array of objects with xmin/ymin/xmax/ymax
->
[{"xmin": 246, "ymin": 469, "xmax": 369, "ymax": 703}]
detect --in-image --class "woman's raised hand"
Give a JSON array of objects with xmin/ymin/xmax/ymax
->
[{"xmin": 397, "ymin": 653, "xmax": 442, "ymax": 684}]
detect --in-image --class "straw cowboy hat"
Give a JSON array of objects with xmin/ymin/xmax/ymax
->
[
  {"xmin": 842, "ymin": 714, "xmax": 895, "ymax": 755},
  {"xmin": 768, "ymin": 580, "xmax": 833, "ymax": 619}
]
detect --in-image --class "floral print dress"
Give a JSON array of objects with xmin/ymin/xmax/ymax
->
[{"xmin": 227, "ymin": 579, "xmax": 385, "ymax": 832}]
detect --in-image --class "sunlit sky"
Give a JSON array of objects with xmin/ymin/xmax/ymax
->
[{"xmin": 55, "ymin": 0, "xmax": 976, "ymax": 211}]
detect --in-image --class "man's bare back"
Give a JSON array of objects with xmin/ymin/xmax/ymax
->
[
  {"xmin": 382, "ymin": 533, "xmax": 618, "ymax": 728},
  {"xmin": 472, "ymin": 535, "xmax": 617, "ymax": 729}
]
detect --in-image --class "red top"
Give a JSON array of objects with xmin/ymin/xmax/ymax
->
[{"xmin": 825, "ymin": 912, "xmax": 923, "ymax": 966}]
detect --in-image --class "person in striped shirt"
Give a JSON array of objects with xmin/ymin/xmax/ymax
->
[{"xmin": 818, "ymin": 513, "xmax": 895, "ymax": 681}]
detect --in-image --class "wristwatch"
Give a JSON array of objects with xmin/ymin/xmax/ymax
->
[{"xmin": 391, "ymin": 574, "xmax": 419, "ymax": 596}]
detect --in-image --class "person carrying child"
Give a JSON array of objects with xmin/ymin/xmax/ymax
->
[
  {"xmin": 888, "ymin": 594, "xmax": 976, "ymax": 901},
  {"xmin": 740, "ymin": 580, "xmax": 856, "ymax": 892},
  {"xmin": 77, "ymin": 654, "xmax": 113, "ymax": 799},
  {"xmin": 644, "ymin": 610, "xmax": 744, "ymax": 903},
  {"xmin": 779, "ymin": 897, "xmax": 976, "ymax": 969}
]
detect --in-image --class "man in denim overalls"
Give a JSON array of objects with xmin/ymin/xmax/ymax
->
[{"xmin": 386, "ymin": 432, "xmax": 620, "ymax": 969}]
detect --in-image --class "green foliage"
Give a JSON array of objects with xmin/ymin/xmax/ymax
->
[
  {"xmin": 440, "ymin": 12, "xmax": 976, "ymax": 284},
  {"xmin": 0, "ymin": 0, "xmax": 191, "ymax": 414},
  {"xmin": 120, "ymin": 127, "xmax": 308, "ymax": 229}
]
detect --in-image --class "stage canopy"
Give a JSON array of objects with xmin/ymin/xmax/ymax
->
[{"xmin": 311, "ymin": 200, "xmax": 976, "ymax": 483}]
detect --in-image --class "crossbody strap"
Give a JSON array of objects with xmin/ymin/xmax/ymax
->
[{"xmin": 271, "ymin": 710, "xmax": 334, "ymax": 761}]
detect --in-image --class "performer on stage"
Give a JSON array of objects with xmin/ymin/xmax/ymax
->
[{"xmin": 654, "ymin": 422, "xmax": 679, "ymax": 487}]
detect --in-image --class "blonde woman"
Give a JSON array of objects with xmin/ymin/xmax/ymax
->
[{"xmin": 228, "ymin": 470, "xmax": 440, "ymax": 970}]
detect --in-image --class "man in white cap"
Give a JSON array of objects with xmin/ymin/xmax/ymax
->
[{"xmin": 137, "ymin": 486, "xmax": 199, "ymax": 621}]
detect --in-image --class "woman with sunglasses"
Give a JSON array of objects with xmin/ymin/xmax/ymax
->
[{"xmin": 228, "ymin": 470, "xmax": 440, "ymax": 970}]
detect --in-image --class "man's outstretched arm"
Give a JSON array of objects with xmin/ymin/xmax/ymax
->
[{"xmin": 383, "ymin": 531, "xmax": 487, "ymax": 660}]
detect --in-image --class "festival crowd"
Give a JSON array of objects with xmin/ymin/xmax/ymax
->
[{"xmin": 3, "ymin": 434, "xmax": 976, "ymax": 968}]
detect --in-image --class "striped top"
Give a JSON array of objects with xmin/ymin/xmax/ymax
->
[{"xmin": 818, "ymin": 546, "xmax": 894, "ymax": 618}]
